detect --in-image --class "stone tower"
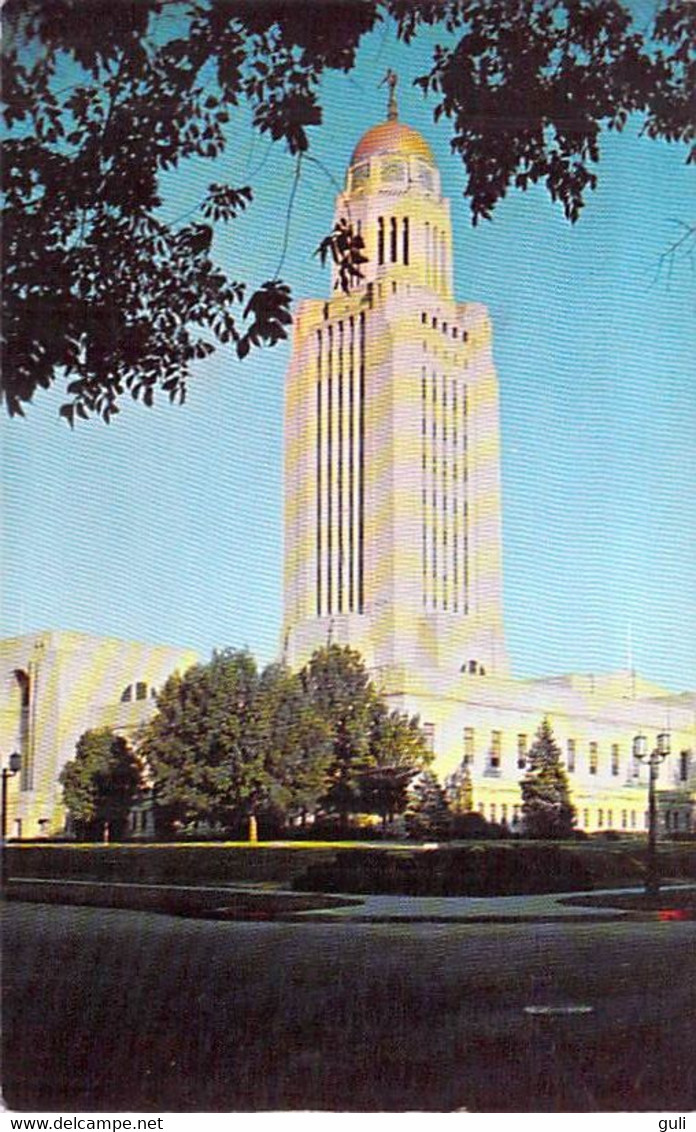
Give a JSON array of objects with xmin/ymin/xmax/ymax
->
[{"xmin": 283, "ymin": 88, "xmax": 508, "ymax": 678}]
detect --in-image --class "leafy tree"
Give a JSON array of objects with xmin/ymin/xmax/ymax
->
[
  {"xmin": 257, "ymin": 661, "xmax": 333, "ymax": 826},
  {"xmin": 300, "ymin": 644, "xmax": 377, "ymax": 829},
  {"xmin": 404, "ymin": 770, "xmax": 452, "ymax": 841},
  {"xmin": 139, "ymin": 648, "xmax": 270, "ymax": 834},
  {"xmin": 445, "ymin": 759, "xmax": 474, "ymax": 815},
  {"xmin": 59, "ymin": 726, "xmax": 142, "ymax": 840},
  {"xmin": 2, "ymin": 0, "xmax": 693, "ymax": 421},
  {"xmin": 360, "ymin": 701, "xmax": 431, "ymax": 832},
  {"xmin": 520, "ymin": 717, "xmax": 576, "ymax": 838}
]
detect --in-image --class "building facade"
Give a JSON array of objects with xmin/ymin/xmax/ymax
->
[
  {"xmin": 282, "ymin": 93, "xmax": 696, "ymax": 831},
  {"xmin": 0, "ymin": 631, "xmax": 198, "ymax": 837}
]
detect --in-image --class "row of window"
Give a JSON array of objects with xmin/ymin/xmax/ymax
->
[
  {"xmin": 377, "ymin": 216, "xmax": 409, "ymax": 266},
  {"xmin": 315, "ymin": 316, "xmax": 366, "ymax": 617},
  {"xmin": 372, "ymin": 215, "xmax": 449, "ymax": 290},
  {"xmin": 421, "ymin": 312, "xmax": 467, "ymax": 342},
  {"xmin": 350, "ymin": 156, "xmax": 435, "ymax": 195},
  {"xmin": 477, "ymin": 802, "xmax": 693, "ymax": 833},
  {"xmin": 120, "ymin": 682, "xmax": 154, "ymax": 703},
  {"xmin": 429, "ymin": 727, "xmax": 692, "ymax": 782},
  {"xmin": 421, "ymin": 369, "xmax": 469, "ymax": 611}
]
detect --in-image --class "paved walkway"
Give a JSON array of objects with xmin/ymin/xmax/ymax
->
[
  {"xmin": 297, "ymin": 884, "xmax": 679, "ymax": 923},
  {"xmin": 7, "ymin": 877, "xmax": 695, "ymax": 924}
]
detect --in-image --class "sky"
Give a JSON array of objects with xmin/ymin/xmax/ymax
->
[{"xmin": 2, "ymin": 7, "xmax": 695, "ymax": 692}]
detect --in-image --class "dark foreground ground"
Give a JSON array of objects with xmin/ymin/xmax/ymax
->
[{"xmin": 3, "ymin": 902, "xmax": 695, "ymax": 1112}]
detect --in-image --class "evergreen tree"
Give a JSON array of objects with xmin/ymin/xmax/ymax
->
[
  {"xmin": 404, "ymin": 770, "xmax": 452, "ymax": 841},
  {"xmin": 445, "ymin": 760, "xmax": 474, "ymax": 815},
  {"xmin": 520, "ymin": 718, "xmax": 576, "ymax": 839},
  {"xmin": 60, "ymin": 727, "xmax": 142, "ymax": 840}
]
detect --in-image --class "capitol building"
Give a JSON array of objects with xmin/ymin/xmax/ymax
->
[
  {"xmin": 1, "ymin": 92, "xmax": 694, "ymax": 839},
  {"xmin": 281, "ymin": 88, "xmax": 696, "ymax": 835}
]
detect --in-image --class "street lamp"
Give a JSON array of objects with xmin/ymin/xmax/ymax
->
[
  {"xmin": 633, "ymin": 731, "xmax": 670, "ymax": 899},
  {"xmin": 1, "ymin": 751, "xmax": 21, "ymax": 893}
]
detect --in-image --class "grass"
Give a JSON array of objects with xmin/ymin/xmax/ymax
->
[{"xmin": 4, "ymin": 903, "xmax": 696, "ymax": 1111}]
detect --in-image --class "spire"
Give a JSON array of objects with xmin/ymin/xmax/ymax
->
[{"xmin": 380, "ymin": 68, "xmax": 398, "ymax": 121}]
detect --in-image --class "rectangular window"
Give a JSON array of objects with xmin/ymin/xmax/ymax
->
[
  {"xmin": 597, "ymin": 809, "xmax": 604, "ymax": 828},
  {"xmin": 500, "ymin": 803, "xmax": 508, "ymax": 826},
  {"xmin": 630, "ymin": 810, "xmax": 637, "ymax": 829},
  {"xmin": 621, "ymin": 810, "xmax": 628, "ymax": 829},
  {"xmin": 517, "ymin": 734, "xmax": 527, "ymax": 769},
  {"xmin": 390, "ymin": 216, "xmax": 398, "ymax": 262},
  {"xmin": 489, "ymin": 803, "xmax": 497, "ymax": 824},
  {"xmin": 490, "ymin": 731, "xmax": 502, "ymax": 770},
  {"xmin": 377, "ymin": 216, "xmax": 385, "ymax": 265},
  {"xmin": 566, "ymin": 739, "xmax": 576, "ymax": 773},
  {"xmin": 463, "ymin": 726, "xmax": 475, "ymax": 765},
  {"xmin": 607, "ymin": 810, "xmax": 613, "ymax": 829},
  {"xmin": 589, "ymin": 742, "xmax": 599, "ymax": 775},
  {"xmin": 423, "ymin": 722, "xmax": 435, "ymax": 754},
  {"xmin": 611, "ymin": 744, "xmax": 620, "ymax": 776},
  {"xmin": 680, "ymin": 751, "xmax": 690, "ymax": 782},
  {"xmin": 402, "ymin": 217, "xmax": 410, "ymax": 265},
  {"xmin": 583, "ymin": 808, "xmax": 590, "ymax": 829}
]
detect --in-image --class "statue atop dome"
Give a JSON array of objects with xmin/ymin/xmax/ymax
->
[{"xmin": 380, "ymin": 68, "xmax": 398, "ymax": 121}]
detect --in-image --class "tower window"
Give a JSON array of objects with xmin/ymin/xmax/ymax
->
[
  {"xmin": 589, "ymin": 742, "xmax": 599, "ymax": 775},
  {"xmin": 611, "ymin": 744, "xmax": 620, "ymax": 776},
  {"xmin": 490, "ymin": 731, "xmax": 502, "ymax": 770},
  {"xmin": 377, "ymin": 217, "xmax": 385, "ymax": 265},
  {"xmin": 135, "ymin": 682, "xmax": 148, "ymax": 701},
  {"xmin": 517, "ymin": 734, "xmax": 527, "ymax": 769},
  {"xmin": 680, "ymin": 751, "xmax": 690, "ymax": 781},
  {"xmin": 402, "ymin": 217, "xmax": 410, "ymax": 265},
  {"xmin": 390, "ymin": 216, "xmax": 397, "ymax": 262}
]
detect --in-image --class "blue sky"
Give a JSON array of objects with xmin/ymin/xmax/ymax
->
[{"xmin": 2, "ymin": 11, "xmax": 695, "ymax": 691}]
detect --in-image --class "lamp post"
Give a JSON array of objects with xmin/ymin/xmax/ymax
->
[
  {"xmin": 1, "ymin": 751, "xmax": 21, "ymax": 893},
  {"xmin": 633, "ymin": 731, "xmax": 670, "ymax": 899}
]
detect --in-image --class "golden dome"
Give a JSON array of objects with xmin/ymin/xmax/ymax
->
[{"xmin": 351, "ymin": 120, "xmax": 434, "ymax": 166}]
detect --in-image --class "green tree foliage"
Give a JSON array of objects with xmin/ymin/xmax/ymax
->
[
  {"xmin": 300, "ymin": 644, "xmax": 377, "ymax": 827},
  {"xmin": 257, "ymin": 661, "xmax": 333, "ymax": 826},
  {"xmin": 520, "ymin": 717, "xmax": 576, "ymax": 838},
  {"xmin": 138, "ymin": 643, "xmax": 431, "ymax": 835},
  {"xmin": 404, "ymin": 769, "xmax": 452, "ymax": 841},
  {"xmin": 139, "ymin": 648, "xmax": 270, "ymax": 834},
  {"xmin": 2, "ymin": 0, "xmax": 693, "ymax": 420},
  {"xmin": 445, "ymin": 759, "xmax": 474, "ymax": 815},
  {"xmin": 360, "ymin": 701, "xmax": 432, "ymax": 831},
  {"xmin": 59, "ymin": 727, "xmax": 142, "ymax": 840}
]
